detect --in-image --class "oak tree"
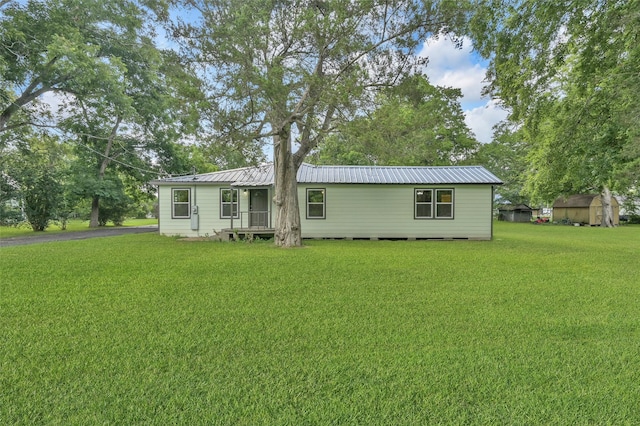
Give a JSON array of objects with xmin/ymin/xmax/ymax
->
[{"xmin": 165, "ymin": 0, "xmax": 470, "ymax": 246}]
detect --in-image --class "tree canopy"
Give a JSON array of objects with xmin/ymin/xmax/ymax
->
[
  {"xmin": 311, "ymin": 75, "xmax": 478, "ymax": 166},
  {"xmin": 0, "ymin": 0, "xmax": 211, "ymax": 228},
  {"xmin": 1, "ymin": 0, "xmax": 161, "ymax": 133},
  {"xmin": 471, "ymin": 0, "xmax": 639, "ymax": 221}
]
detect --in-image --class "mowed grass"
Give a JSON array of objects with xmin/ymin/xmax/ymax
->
[{"xmin": 1, "ymin": 222, "xmax": 639, "ymax": 424}]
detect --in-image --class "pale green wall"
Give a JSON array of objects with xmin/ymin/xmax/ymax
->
[
  {"xmin": 157, "ymin": 185, "xmax": 259, "ymax": 238},
  {"xmin": 298, "ymin": 184, "xmax": 494, "ymax": 239},
  {"xmin": 157, "ymin": 183, "xmax": 494, "ymax": 239}
]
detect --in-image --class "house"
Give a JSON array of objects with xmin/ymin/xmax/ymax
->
[
  {"xmin": 150, "ymin": 163, "xmax": 503, "ymax": 240},
  {"xmin": 552, "ymin": 194, "xmax": 620, "ymax": 225},
  {"xmin": 497, "ymin": 204, "xmax": 533, "ymax": 223}
]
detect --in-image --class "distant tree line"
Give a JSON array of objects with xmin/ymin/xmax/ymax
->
[{"xmin": 3, "ymin": 0, "xmax": 637, "ymax": 235}]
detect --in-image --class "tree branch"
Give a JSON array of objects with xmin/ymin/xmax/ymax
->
[{"xmin": 99, "ymin": 116, "xmax": 123, "ymax": 178}]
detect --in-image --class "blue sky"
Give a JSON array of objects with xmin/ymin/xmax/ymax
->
[{"xmin": 419, "ymin": 35, "xmax": 508, "ymax": 143}]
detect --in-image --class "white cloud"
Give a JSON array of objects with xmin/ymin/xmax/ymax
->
[
  {"xmin": 418, "ymin": 35, "xmax": 509, "ymax": 143},
  {"xmin": 39, "ymin": 91, "xmax": 66, "ymax": 114},
  {"xmin": 464, "ymin": 100, "xmax": 509, "ymax": 144}
]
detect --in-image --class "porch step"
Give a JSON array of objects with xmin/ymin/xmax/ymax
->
[{"xmin": 221, "ymin": 228, "xmax": 275, "ymax": 241}]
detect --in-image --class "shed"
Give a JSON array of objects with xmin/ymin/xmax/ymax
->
[
  {"xmin": 498, "ymin": 204, "xmax": 533, "ymax": 223},
  {"xmin": 151, "ymin": 163, "xmax": 503, "ymax": 240},
  {"xmin": 552, "ymin": 194, "xmax": 620, "ymax": 225}
]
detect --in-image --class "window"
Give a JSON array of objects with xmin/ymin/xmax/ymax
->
[
  {"xmin": 220, "ymin": 188, "xmax": 239, "ymax": 218},
  {"xmin": 435, "ymin": 189, "xmax": 453, "ymax": 218},
  {"xmin": 172, "ymin": 188, "xmax": 190, "ymax": 219},
  {"xmin": 415, "ymin": 189, "xmax": 433, "ymax": 218},
  {"xmin": 307, "ymin": 188, "xmax": 325, "ymax": 219},
  {"xmin": 415, "ymin": 188, "xmax": 454, "ymax": 219}
]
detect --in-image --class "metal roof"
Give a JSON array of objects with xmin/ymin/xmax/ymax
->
[{"xmin": 151, "ymin": 163, "xmax": 502, "ymax": 186}]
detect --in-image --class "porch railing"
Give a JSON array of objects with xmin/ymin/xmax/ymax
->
[{"xmin": 230, "ymin": 210, "xmax": 272, "ymax": 229}]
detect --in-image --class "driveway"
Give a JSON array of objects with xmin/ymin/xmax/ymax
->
[{"xmin": 0, "ymin": 225, "xmax": 158, "ymax": 248}]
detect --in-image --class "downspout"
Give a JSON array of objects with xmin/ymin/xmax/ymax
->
[
  {"xmin": 156, "ymin": 184, "xmax": 160, "ymax": 232},
  {"xmin": 229, "ymin": 186, "xmax": 234, "ymax": 231},
  {"xmin": 193, "ymin": 184, "xmax": 198, "ymax": 235},
  {"xmin": 491, "ymin": 186, "xmax": 495, "ymax": 240},
  {"xmin": 190, "ymin": 168, "xmax": 199, "ymax": 234}
]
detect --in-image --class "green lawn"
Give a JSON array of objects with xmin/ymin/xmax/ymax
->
[
  {"xmin": 1, "ymin": 222, "xmax": 639, "ymax": 424},
  {"xmin": 0, "ymin": 218, "xmax": 158, "ymax": 239}
]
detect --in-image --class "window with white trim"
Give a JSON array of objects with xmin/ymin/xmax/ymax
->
[
  {"xmin": 415, "ymin": 188, "xmax": 454, "ymax": 219},
  {"xmin": 172, "ymin": 188, "xmax": 191, "ymax": 219},
  {"xmin": 306, "ymin": 188, "xmax": 325, "ymax": 219},
  {"xmin": 220, "ymin": 188, "xmax": 239, "ymax": 218}
]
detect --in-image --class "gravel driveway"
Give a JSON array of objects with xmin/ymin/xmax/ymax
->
[{"xmin": 0, "ymin": 226, "xmax": 158, "ymax": 248}]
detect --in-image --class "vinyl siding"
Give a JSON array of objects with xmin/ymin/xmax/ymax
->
[
  {"xmin": 157, "ymin": 183, "xmax": 495, "ymax": 239},
  {"xmin": 299, "ymin": 184, "xmax": 494, "ymax": 239},
  {"xmin": 157, "ymin": 185, "xmax": 254, "ymax": 237}
]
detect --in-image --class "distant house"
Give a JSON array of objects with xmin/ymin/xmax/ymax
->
[
  {"xmin": 498, "ymin": 204, "xmax": 533, "ymax": 223},
  {"xmin": 552, "ymin": 194, "xmax": 620, "ymax": 225},
  {"xmin": 150, "ymin": 163, "xmax": 503, "ymax": 240}
]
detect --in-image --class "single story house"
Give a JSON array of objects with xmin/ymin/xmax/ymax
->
[
  {"xmin": 552, "ymin": 194, "xmax": 620, "ymax": 225},
  {"xmin": 497, "ymin": 204, "xmax": 533, "ymax": 223},
  {"xmin": 151, "ymin": 163, "xmax": 503, "ymax": 240}
]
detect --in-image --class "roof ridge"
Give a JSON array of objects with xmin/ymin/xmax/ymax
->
[
  {"xmin": 302, "ymin": 163, "xmax": 482, "ymax": 169},
  {"xmin": 153, "ymin": 162, "xmax": 502, "ymax": 185}
]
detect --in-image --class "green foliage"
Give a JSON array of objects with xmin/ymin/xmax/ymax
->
[
  {"xmin": 0, "ymin": 164, "xmax": 21, "ymax": 226},
  {"xmin": 311, "ymin": 75, "xmax": 479, "ymax": 166},
  {"xmin": 471, "ymin": 0, "xmax": 640, "ymax": 202},
  {"xmin": 474, "ymin": 123, "xmax": 530, "ymax": 204},
  {"xmin": 20, "ymin": 166, "xmax": 62, "ymax": 231},
  {"xmin": 0, "ymin": 133, "xmax": 68, "ymax": 231},
  {"xmin": 0, "ymin": 204, "xmax": 22, "ymax": 226},
  {"xmin": 0, "ymin": 0, "xmax": 155, "ymax": 132},
  {"xmin": 68, "ymin": 164, "xmax": 133, "ymax": 225},
  {"xmin": 1, "ymin": 0, "xmax": 209, "ymax": 227},
  {"xmin": 1, "ymin": 223, "xmax": 640, "ymax": 423},
  {"xmin": 97, "ymin": 191, "xmax": 132, "ymax": 226}
]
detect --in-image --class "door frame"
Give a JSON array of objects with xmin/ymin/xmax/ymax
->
[{"xmin": 248, "ymin": 188, "xmax": 270, "ymax": 228}]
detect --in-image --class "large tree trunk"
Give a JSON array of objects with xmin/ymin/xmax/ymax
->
[
  {"xmin": 273, "ymin": 125, "xmax": 302, "ymax": 247},
  {"xmin": 89, "ymin": 195, "xmax": 100, "ymax": 228},
  {"xmin": 600, "ymin": 186, "xmax": 615, "ymax": 227}
]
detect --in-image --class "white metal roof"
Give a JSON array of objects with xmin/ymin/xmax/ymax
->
[{"xmin": 151, "ymin": 163, "xmax": 502, "ymax": 186}]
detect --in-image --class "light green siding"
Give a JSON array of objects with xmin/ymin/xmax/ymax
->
[
  {"xmin": 157, "ymin": 183, "xmax": 495, "ymax": 239},
  {"xmin": 157, "ymin": 185, "xmax": 256, "ymax": 237},
  {"xmin": 298, "ymin": 184, "xmax": 494, "ymax": 239}
]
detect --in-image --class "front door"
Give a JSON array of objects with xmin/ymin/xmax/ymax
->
[{"xmin": 249, "ymin": 189, "xmax": 269, "ymax": 227}]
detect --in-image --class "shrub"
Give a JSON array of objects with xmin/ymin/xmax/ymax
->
[{"xmin": 628, "ymin": 214, "xmax": 640, "ymax": 224}]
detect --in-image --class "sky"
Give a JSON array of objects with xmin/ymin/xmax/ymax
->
[{"xmin": 418, "ymin": 35, "xmax": 509, "ymax": 144}]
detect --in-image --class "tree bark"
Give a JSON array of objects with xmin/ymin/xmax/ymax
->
[
  {"xmin": 89, "ymin": 195, "xmax": 101, "ymax": 228},
  {"xmin": 0, "ymin": 81, "xmax": 51, "ymax": 133},
  {"xmin": 88, "ymin": 116, "xmax": 122, "ymax": 228},
  {"xmin": 600, "ymin": 186, "xmax": 615, "ymax": 227},
  {"xmin": 273, "ymin": 124, "xmax": 302, "ymax": 247}
]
